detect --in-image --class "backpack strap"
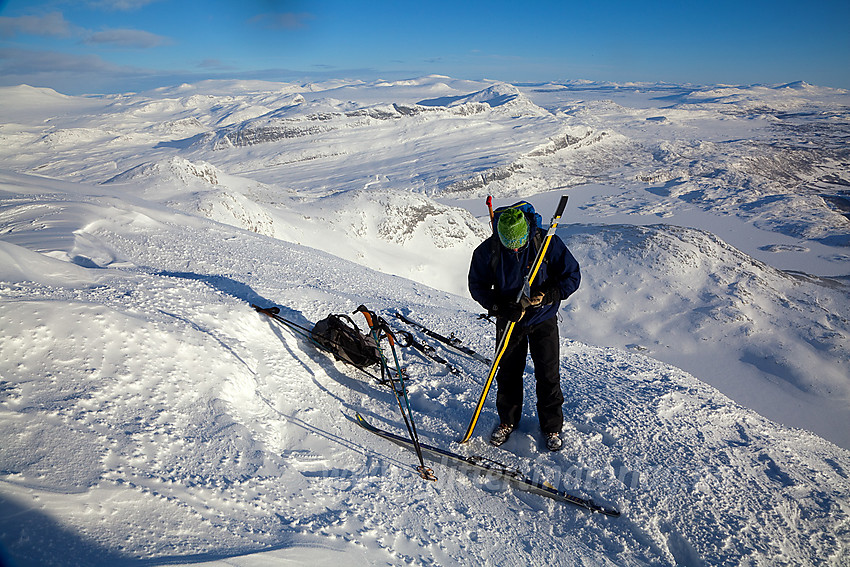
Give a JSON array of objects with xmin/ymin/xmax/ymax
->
[{"xmin": 335, "ymin": 313, "xmax": 371, "ymax": 348}]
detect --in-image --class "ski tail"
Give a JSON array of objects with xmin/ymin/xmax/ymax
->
[
  {"xmin": 458, "ymin": 196, "xmax": 569, "ymax": 444},
  {"xmin": 393, "ymin": 311, "xmax": 492, "ymax": 366},
  {"xmin": 355, "ymin": 412, "xmax": 620, "ymax": 516},
  {"xmin": 392, "ymin": 327, "xmax": 461, "ymax": 375}
]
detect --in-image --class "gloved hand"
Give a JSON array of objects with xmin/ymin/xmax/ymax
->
[
  {"xmin": 529, "ymin": 286, "xmax": 561, "ymax": 307},
  {"xmin": 489, "ymin": 301, "xmax": 525, "ymax": 322}
]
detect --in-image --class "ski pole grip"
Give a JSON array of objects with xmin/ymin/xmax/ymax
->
[
  {"xmin": 554, "ymin": 195, "xmax": 569, "ymax": 218},
  {"xmin": 486, "ymin": 195, "xmax": 494, "ymax": 228},
  {"xmin": 355, "ymin": 304, "xmax": 375, "ymax": 328}
]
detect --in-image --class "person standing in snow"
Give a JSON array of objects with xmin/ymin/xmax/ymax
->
[{"xmin": 467, "ymin": 203, "xmax": 580, "ymax": 451}]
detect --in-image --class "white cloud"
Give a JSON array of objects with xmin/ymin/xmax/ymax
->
[
  {"xmin": 0, "ymin": 47, "xmax": 161, "ymax": 93},
  {"xmin": 0, "ymin": 48, "xmax": 125, "ymax": 75},
  {"xmin": 87, "ymin": 0, "xmax": 163, "ymax": 10},
  {"xmin": 0, "ymin": 12, "xmax": 75, "ymax": 38},
  {"xmin": 84, "ymin": 28, "xmax": 171, "ymax": 48}
]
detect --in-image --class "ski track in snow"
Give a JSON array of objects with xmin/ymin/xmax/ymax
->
[{"xmin": 0, "ymin": 77, "xmax": 849, "ymax": 566}]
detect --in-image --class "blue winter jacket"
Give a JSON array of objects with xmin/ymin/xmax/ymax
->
[{"xmin": 468, "ymin": 229, "xmax": 580, "ymax": 328}]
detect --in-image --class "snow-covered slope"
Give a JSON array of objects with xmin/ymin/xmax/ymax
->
[
  {"xmin": 99, "ymin": 156, "xmax": 488, "ymax": 295},
  {"xmin": 560, "ymin": 222, "xmax": 850, "ymax": 448},
  {"xmin": 1, "ymin": 173, "xmax": 847, "ymax": 566},
  {"xmin": 1, "ymin": 76, "xmax": 849, "ymax": 565}
]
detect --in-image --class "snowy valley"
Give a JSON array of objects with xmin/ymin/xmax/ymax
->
[{"xmin": 0, "ymin": 76, "xmax": 849, "ymax": 566}]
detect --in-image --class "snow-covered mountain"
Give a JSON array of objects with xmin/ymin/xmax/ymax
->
[{"xmin": 0, "ymin": 76, "xmax": 848, "ymax": 566}]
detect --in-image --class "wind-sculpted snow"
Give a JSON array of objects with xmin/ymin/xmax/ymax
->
[
  {"xmin": 258, "ymin": 189, "xmax": 490, "ymax": 294},
  {"xmin": 104, "ymin": 156, "xmax": 220, "ymax": 187},
  {"xmin": 0, "ymin": 177, "xmax": 847, "ymax": 566},
  {"xmin": 97, "ymin": 154, "xmax": 487, "ymax": 292}
]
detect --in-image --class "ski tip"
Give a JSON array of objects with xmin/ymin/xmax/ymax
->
[
  {"xmin": 589, "ymin": 502, "xmax": 621, "ymax": 517},
  {"xmin": 354, "ymin": 412, "xmax": 370, "ymax": 428},
  {"xmin": 252, "ymin": 304, "xmax": 280, "ymax": 315}
]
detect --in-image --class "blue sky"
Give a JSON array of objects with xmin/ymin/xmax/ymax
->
[{"xmin": 1, "ymin": 0, "xmax": 848, "ymax": 94}]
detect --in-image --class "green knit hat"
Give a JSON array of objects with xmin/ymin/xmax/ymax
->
[{"xmin": 497, "ymin": 208, "xmax": 529, "ymax": 250}]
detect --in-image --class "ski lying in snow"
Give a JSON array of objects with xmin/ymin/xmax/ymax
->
[
  {"xmin": 354, "ymin": 413, "xmax": 620, "ymax": 517},
  {"xmin": 392, "ymin": 327, "xmax": 461, "ymax": 375},
  {"xmin": 393, "ymin": 312, "xmax": 492, "ymax": 366}
]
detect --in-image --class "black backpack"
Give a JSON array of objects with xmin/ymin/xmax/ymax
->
[{"xmin": 311, "ymin": 314, "xmax": 381, "ymax": 368}]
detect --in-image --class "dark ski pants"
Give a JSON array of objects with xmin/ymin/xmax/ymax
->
[{"xmin": 495, "ymin": 316, "xmax": 564, "ymax": 434}]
